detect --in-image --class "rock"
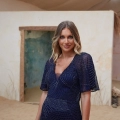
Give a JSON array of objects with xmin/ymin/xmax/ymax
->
[{"xmin": 112, "ymin": 103, "xmax": 118, "ymax": 108}]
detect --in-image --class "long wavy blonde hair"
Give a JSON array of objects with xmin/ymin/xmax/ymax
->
[{"xmin": 51, "ymin": 21, "xmax": 82, "ymax": 62}]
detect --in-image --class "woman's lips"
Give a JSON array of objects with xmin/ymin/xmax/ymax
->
[{"xmin": 63, "ymin": 45, "xmax": 71, "ymax": 49}]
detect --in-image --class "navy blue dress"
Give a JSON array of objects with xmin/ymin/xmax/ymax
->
[{"xmin": 40, "ymin": 52, "xmax": 99, "ymax": 120}]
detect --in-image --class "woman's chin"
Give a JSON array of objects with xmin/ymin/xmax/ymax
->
[{"xmin": 62, "ymin": 48, "xmax": 74, "ymax": 52}]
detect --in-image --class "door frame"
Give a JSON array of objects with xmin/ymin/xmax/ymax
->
[{"xmin": 19, "ymin": 26, "xmax": 56, "ymax": 101}]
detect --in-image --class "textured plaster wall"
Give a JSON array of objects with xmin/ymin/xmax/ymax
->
[
  {"xmin": 0, "ymin": 11, "xmax": 114, "ymax": 105},
  {"xmin": 24, "ymin": 31, "xmax": 54, "ymax": 88}
]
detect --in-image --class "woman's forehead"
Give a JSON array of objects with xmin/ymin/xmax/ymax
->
[{"xmin": 60, "ymin": 28, "xmax": 72, "ymax": 35}]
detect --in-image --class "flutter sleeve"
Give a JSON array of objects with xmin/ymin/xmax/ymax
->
[
  {"xmin": 40, "ymin": 60, "xmax": 49, "ymax": 91},
  {"xmin": 79, "ymin": 53, "xmax": 100, "ymax": 93}
]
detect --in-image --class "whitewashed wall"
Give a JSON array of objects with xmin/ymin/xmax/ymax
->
[{"xmin": 0, "ymin": 11, "xmax": 114, "ymax": 105}]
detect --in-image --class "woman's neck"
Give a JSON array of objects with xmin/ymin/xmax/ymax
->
[{"xmin": 60, "ymin": 51, "xmax": 76, "ymax": 58}]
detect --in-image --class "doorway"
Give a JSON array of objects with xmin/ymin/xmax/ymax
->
[{"xmin": 19, "ymin": 26, "xmax": 56, "ymax": 102}]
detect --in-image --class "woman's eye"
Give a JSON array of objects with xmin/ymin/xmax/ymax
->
[
  {"xmin": 60, "ymin": 36, "xmax": 64, "ymax": 39},
  {"xmin": 68, "ymin": 35, "xmax": 73, "ymax": 39}
]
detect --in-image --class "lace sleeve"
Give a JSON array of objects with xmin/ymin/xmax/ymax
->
[{"xmin": 79, "ymin": 53, "xmax": 100, "ymax": 93}]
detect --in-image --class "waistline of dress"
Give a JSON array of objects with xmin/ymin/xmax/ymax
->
[{"xmin": 46, "ymin": 97, "xmax": 80, "ymax": 104}]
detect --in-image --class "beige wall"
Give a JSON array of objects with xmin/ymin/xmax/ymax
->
[
  {"xmin": 113, "ymin": 34, "xmax": 120, "ymax": 81},
  {"xmin": 0, "ymin": 11, "xmax": 114, "ymax": 106},
  {"xmin": 0, "ymin": 0, "xmax": 42, "ymax": 11}
]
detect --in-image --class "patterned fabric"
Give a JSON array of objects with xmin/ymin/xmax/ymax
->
[{"xmin": 40, "ymin": 52, "xmax": 99, "ymax": 120}]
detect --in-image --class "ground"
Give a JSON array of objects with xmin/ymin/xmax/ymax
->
[{"xmin": 0, "ymin": 96, "xmax": 120, "ymax": 120}]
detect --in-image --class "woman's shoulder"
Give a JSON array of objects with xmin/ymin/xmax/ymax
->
[
  {"xmin": 75, "ymin": 52, "xmax": 94, "ymax": 69},
  {"xmin": 46, "ymin": 57, "xmax": 54, "ymax": 65},
  {"xmin": 77, "ymin": 52, "xmax": 92, "ymax": 59}
]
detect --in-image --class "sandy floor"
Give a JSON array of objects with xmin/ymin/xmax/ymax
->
[
  {"xmin": 0, "ymin": 80, "xmax": 119, "ymax": 120},
  {"xmin": 0, "ymin": 96, "xmax": 120, "ymax": 120},
  {"xmin": 0, "ymin": 96, "xmax": 38, "ymax": 120},
  {"xmin": 24, "ymin": 86, "xmax": 42, "ymax": 103}
]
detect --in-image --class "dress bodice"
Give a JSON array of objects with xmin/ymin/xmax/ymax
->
[{"xmin": 40, "ymin": 52, "xmax": 99, "ymax": 120}]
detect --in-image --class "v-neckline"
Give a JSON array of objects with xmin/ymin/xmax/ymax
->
[{"xmin": 54, "ymin": 54, "xmax": 77, "ymax": 80}]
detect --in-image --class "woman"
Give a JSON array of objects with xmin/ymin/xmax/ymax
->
[{"xmin": 35, "ymin": 21, "xmax": 99, "ymax": 120}]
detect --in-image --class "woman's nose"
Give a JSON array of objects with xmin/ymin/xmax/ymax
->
[{"xmin": 64, "ymin": 37, "xmax": 69, "ymax": 43}]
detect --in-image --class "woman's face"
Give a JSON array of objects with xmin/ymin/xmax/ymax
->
[{"xmin": 58, "ymin": 28, "xmax": 75, "ymax": 53}]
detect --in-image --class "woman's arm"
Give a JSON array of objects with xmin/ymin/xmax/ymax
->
[
  {"xmin": 81, "ymin": 91, "xmax": 91, "ymax": 120},
  {"xmin": 35, "ymin": 91, "xmax": 48, "ymax": 120}
]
